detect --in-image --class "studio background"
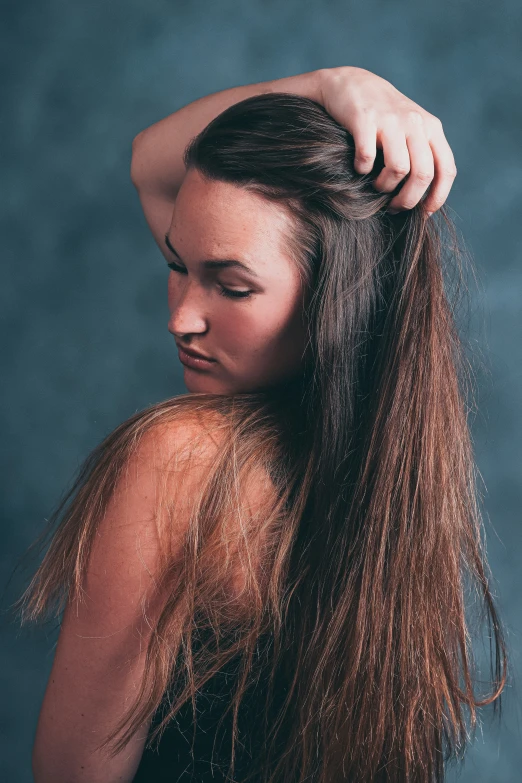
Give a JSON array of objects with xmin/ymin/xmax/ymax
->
[{"xmin": 1, "ymin": 1, "xmax": 521, "ymax": 780}]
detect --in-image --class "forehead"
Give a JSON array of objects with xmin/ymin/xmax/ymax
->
[{"xmin": 169, "ymin": 168, "xmax": 297, "ymax": 272}]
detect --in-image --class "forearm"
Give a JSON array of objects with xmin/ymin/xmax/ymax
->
[{"xmin": 130, "ymin": 69, "xmax": 324, "ymax": 199}]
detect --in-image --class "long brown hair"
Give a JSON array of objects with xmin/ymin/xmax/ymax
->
[{"xmin": 14, "ymin": 92, "xmax": 507, "ymax": 782}]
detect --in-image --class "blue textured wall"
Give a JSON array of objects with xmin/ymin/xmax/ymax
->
[{"xmin": 1, "ymin": 1, "xmax": 520, "ymax": 779}]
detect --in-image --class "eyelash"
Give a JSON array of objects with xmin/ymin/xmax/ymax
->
[{"xmin": 167, "ymin": 262, "xmax": 253, "ymax": 300}]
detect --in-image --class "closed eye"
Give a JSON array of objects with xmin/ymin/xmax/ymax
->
[{"xmin": 167, "ymin": 261, "xmax": 253, "ymax": 300}]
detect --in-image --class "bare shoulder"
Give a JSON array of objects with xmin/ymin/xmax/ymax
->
[
  {"xmin": 146, "ymin": 405, "xmax": 231, "ymax": 466},
  {"xmin": 83, "ymin": 404, "xmax": 274, "ymax": 602},
  {"xmin": 98, "ymin": 406, "xmax": 230, "ymax": 563},
  {"xmin": 31, "ymin": 408, "xmax": 230, "ymax": 779},
  {"xmin": 148, "ymin": 407, "xmax": 275, "ymax": 523},
  {"xmin": 32, "ymin": 407, "xmax": 277, "ymax": 778},
  {"xmin": 74, "ymin": 404, "xmax": 275, "ymax": 630},
  {"xmin": 54, "ymin": 407, "xmax": 229, "ymax": 638}
]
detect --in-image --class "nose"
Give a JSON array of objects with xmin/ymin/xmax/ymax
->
[{"xmin": 167, "ymin": 276, "xmax": 209, "ymax": 337}]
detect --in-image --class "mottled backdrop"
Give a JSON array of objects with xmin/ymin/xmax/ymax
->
[{"xmin": 1, "ymin": 1, "xmax": 521, "ymax": 780}]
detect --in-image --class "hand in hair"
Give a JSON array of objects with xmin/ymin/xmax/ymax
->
[
  {"xmin": 318, "ymin": 66, "xmax": 457, "ymax": 216},
  {"xmin": 131, "ymin": 66, "xmax": 456, "ymax": 257}
]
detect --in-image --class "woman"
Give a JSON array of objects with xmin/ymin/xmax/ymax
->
[{"xmin": 17, "ymin": 67, "xmax": 506, "ymax": 782}]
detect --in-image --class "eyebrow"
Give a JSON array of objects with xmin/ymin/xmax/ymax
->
[{"xmin": 164, "ymin": 233, "xmax": 260, "ymax": 279}]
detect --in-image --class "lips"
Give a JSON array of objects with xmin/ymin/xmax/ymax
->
[
  {"xmin": 176, "ymin": 342, "xmax": 214, "ymax": 361},
  {"xmin": 176, "ymin": 343, "xmax": 216, "ymax": 369}
]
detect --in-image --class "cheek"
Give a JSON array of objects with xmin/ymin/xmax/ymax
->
[
  {"xmin": 219, "ymin": 299, "xmax": 300, "ymax": 356},
  {"xmin": 215, "ymin": 308, "xmax": 260, "ymax": 347}
]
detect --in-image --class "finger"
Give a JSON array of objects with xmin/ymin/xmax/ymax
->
[
  {"xmin": 351, "ymin": 117, "xmax": 377, "ymax": 175},
  {"xmin": 422, "ymin": 123, "xmax": 457, "ymax": 214},
  {"xmin": 388, "ymin": 130, "xmax": 434, "ymax": 212},
  {"xmin": 372, "ymin": 124, "xmax": 411, "ymax": 193}
]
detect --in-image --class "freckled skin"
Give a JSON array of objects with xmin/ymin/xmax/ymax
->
[{"xmin": 167, "ymin": 168, "xmax": 309, "ymax": 395}]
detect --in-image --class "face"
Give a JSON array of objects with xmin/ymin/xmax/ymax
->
[{"xmin": 165, "ymin": 167, "xmax": 309, "ymax": 395}]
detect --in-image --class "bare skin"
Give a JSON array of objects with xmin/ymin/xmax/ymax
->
[
  {"xmin": 131, "ymin": 67, "xmax": 456, "ymax": 394},
  {"xmin": 33, "ymin": 67, "xmax": 457, "ymax": 782},
  {"xmin": 165, "ymin": 168, "xmax": 309, "ymax": 395}
]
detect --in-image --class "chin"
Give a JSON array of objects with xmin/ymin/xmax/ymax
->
[
  {"xmin": 182, "ymin": 365, "xmax": 279, "ymax": 397},
  {"xmin": 183, "ymin": 372, "xmax": 231, "ymax": 396}
]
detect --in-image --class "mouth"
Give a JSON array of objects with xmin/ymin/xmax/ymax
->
[{"xmin": 177, "ymin": 344, "xmax": 216, "ymax": 370}]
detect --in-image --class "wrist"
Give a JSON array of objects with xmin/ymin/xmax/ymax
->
[
  {"xmin": 264, "ymin": 68, "xmax": 325, "ymax": 105},
  {"xmin": 318, "ymin": 65, "xmax": 362, "ymax": 99}
]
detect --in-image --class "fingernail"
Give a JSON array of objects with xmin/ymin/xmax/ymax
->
[{"xmin": 427, "ymin": 211, "xmax": 433, "ymax": 217}]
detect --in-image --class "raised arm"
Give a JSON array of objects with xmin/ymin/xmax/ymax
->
[
  {"xmin": 130, "ymin": 66, "xmax": 457, "ymax": 256},
  {"xmin": 130, "ymin": 70, "xmax": 321, "ymax": 201},
  {"xmin": 130, "ymin": 70, "xmax": 322, "ymax": 256}
]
